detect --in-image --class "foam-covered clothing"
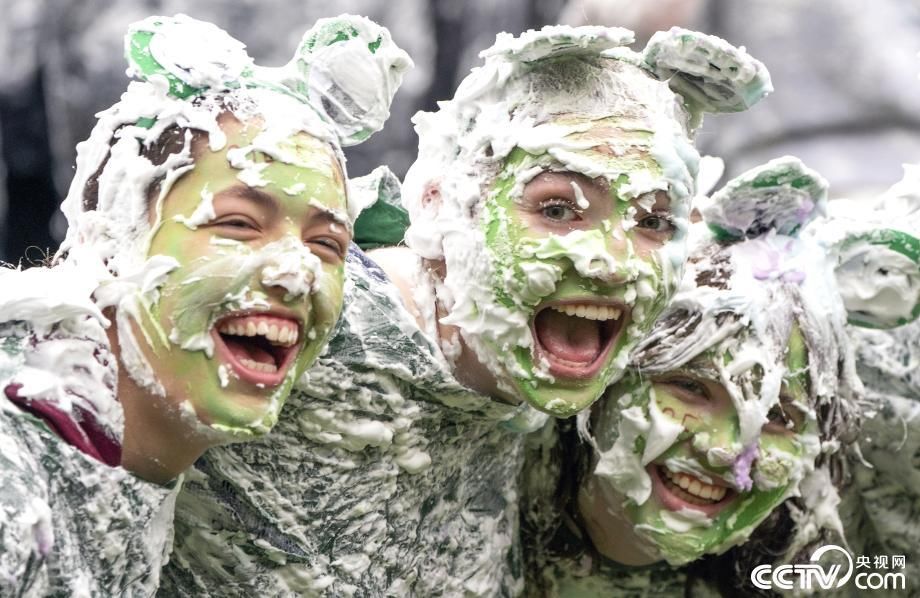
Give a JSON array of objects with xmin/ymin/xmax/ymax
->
[
  {"xmin": 841, "ymin": 319, "xmax": 920, "ymax": 590},
  {"xmin": 0, "ymin": 316, "xmax": 179, "ymax": 597},
  {"xmin": 163, "ymin": 246, "xmax": 535, "ymax": 596}
]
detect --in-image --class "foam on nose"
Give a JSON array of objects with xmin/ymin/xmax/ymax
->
[{"xmin": 260, "ymin": 237, "xmax": 322, "ymax": 298}]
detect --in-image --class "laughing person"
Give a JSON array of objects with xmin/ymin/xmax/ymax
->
[
  {"xmin": 522, "ymin": 158, "xmax": 862, "ymax": 595},
  {"xmin": 166, "ymin": 26, "xmax": 772, "ymax": 596},
  {"xmin": 0, "ymin": 14, "xmax": 409, "ymax": 596}
]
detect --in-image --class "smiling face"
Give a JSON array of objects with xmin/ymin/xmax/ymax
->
[
  {"xmin": 467, "ymin": 119, "xmax": 687, "ymax": 416},
  {"xmin": 582, "ymin": 326, "xmax": 820, "ymax": 564},
  {"xmin": 130, "ymin": 116, "xmax": 349, "ymax": 437}
]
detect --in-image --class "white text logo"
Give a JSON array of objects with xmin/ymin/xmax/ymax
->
[{"xmin": 751, "ymin": 545, "xmax": 907, "ymax": 592}]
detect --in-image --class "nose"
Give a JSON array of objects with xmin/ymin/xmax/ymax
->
[
  {"xmin": 258, "ymin": 237, "xmax": 321, "ymax": 300},
  {"xmin": 554, "ymin": 230, "xmax": 633, "ymax": 286}
]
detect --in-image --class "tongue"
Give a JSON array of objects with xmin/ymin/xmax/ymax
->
[
  {"xmin": 535, "ymin": 309, "xmax": 602, "ymax": 364},
  {"xmin": 224, "ymin": 336, "xmax": 276, "ymax": 366}
]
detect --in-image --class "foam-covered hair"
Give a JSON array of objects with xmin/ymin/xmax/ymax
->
[
  {"xmin": 57, "ymin": 13, "xmax": 411, "ymax": 283},
  {"xmin": 627, "ymin": 156, "xmax": 861, "ymax": 557},
  {"xmin": 401, "ymin": 25, "xmax": 772, "ymax": 261}
]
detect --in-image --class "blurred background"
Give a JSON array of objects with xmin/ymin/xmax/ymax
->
[{"xmin": 2, "ymin": 0, "xmax": 919, "ymax": 265}]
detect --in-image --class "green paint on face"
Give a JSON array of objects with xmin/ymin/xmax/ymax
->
[
  {"xmin": 473, "ymin": 117, "xmax": 682, "ymax": 416},
  {"xmin": 135, "ymin": 118, "xmax": 348, "ymax": 437},
  {"xmin": 596, "ymin": 325, "xmax": 819, "ymax": 564}
]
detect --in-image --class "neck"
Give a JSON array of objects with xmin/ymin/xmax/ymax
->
[
  {"xmin": 107, "ymin": 319, "xmax": 210, "ymax": 485},
  {"xmin": 424, "ymin": 261, "xmax": 518, "ymax": 403},
  {"xmin": 578, "ymin": 476, "xmax": 659, "ymax": 566}
]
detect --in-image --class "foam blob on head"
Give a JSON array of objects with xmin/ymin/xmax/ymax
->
[
  {"xmin": 809, "ymin": 164, "xmax": 920, "ymax": 329},
  {"xmin": 585, "ymin": 157, "xmax": 860, "ymax": 564},
  {"xmin": 54, "ymin": 14, "xmax": 410, "ymax": 440},
  {"xmin": 402, "ymin": 25, "xmax": 771, "ymax": 416}
]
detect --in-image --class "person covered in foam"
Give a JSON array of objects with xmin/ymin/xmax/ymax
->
[
  {"xmin": 812, "ymin": 164, "xmax": 920, "ymax": 591},
  {"xmin": 0, "ymin": 14, "xmax": 409, "ymax": 596},
  {"xmin": 521, "ymin": 157, "xmax": 865, "ymax": 595},
  {"xmin": 382, "ymin": 25, "xmax": 774, "ymax": 418},
  {"xmin": 165, "ymin": 25, "xmax": 770, "ymax": 596}
]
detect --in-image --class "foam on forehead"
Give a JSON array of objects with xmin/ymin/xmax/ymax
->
[
  {"xmin": 402, "ymin": 26, "xmax": 696, "ymax": 261},
  {"xmin": 58, "ymin": 84, "xmax": 339, "ymax": 279},
  {"xmin": 56, "ymin": 13, "xmax": 411, "ymax": 285}
]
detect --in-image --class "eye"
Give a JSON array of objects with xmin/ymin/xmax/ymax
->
[
  {"xmin": 540, "ymin": 199, "xmax": 580, "ymax": 222},
  {"xmin": 211, "ymin": 215, "xmax": 260, "ymax": 232},
  {"xmin": 635, "ymin": 213, "xmax": 675, "ymax": 233},
  {"xmin": 307, "ymin": 236, "xmax": 345, "ymax": 260},
  {"xmin": 658, "ymin": 376, "xmax": 709, "ymax": 403},
  {"xmin": 764, "ymin": 398, "xmax": 804, "ymax": 433}
]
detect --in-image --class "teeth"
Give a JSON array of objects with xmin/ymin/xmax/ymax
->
[
  {"xmin": 239, "ymin": 358, "xmax": 278, "ymax": 373},
  {"xmin": 550, "ymin": 304, "xmax": 623, "ymax": 321},
  {"xmin": 661, "ymin": 468, "xmax": 727, "ymax": 504},
  {"xmin": 217, "ymin": 316, "xmax": 299, "ymax": 348}
]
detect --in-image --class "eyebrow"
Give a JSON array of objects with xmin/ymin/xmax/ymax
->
[
  {"xmin": 630, "ymin": 190, "xmax": 671, "ymax": 211},
  {"xmin": 308, "ymin": 208, "xmax": 344, "ymax": 228},
  {"xmin": 677, "ymin": 360, "xmax": 721, "ymax": 381},
  {"xmin": 216, "ymin": 183, "xmax": 280, "ymax": 215}
]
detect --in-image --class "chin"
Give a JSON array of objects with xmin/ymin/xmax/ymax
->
[
  {"xmin": 519, "ymin": 376, "xmax": 608, "ymax": 417},
  {"xmin": 194, "ymin": 387, "xmax": 287, "ymax": 440}
]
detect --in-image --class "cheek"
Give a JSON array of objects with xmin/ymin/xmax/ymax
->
[
  {"xmin": 631, "ymin": 231, "xmax": 668, "ymax": 255},
  {"xmin": 311, "ymin": 266, "xmax": 346, "ymax": 316},
  {"xmin": 752, "ymin": 437, "xmax": 803, "ymax": 489}
]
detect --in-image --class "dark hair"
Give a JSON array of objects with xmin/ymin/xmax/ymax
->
[{"xmin": 81, "ymin": 124, "xmax": 206, "ymax": 213}]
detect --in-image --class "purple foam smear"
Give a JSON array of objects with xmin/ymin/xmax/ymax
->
[
  {"xmin": 732, "ymin": 442, "xmax": 758, "ymax": 492},
  {"xmin": 744, "ymin": 237, "xmax": 806, "ymax": 283},
  {"xmin": 795, "ymin": 199, "xmax": 815, "ymax": 223}
]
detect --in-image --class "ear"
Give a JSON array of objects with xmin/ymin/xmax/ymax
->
[
  {"xmin": 641, "ymin": 27, "xmax": 773, "ymax": 128},
  {"xmin": 836, "ymin": 229, "xmax": 920, "ymax": 329},
  {"xmin": 350, "ymin": 166, "xmax": 409, "ymax": 250},
  {"xmin": 698, "ymin": 156, "xmax": 827, "ymax": 242},
  {"xmin": 280, "ymin": 15, "xmax": 413, "ymax": 146},
  {"xmin": 125, "ymin": 15, "xmax": 253, "ymax": 99}
]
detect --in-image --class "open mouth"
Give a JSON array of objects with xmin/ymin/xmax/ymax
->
[
  {"xmin": 211, "ymin": 312, "xmax": 302, "ymax": 387},
  {"xmin": 531, "ymin": 301, "xmax": 627, "ymax": 379},
  {"xmin": 650, "ymin": 464, "xmax": 735, "ymax": 516}
]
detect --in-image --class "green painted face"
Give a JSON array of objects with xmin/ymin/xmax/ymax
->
[
  {"xmin": 131, "ymin": 117, "xmax": 349, "ymax": 438},
  {"xmin": 589, "ymin": 326, "xmax": 819, "ymax": 565},
  {"xmin": 476, "ymin": 118, "xmax": 687, "ymax": 416}
]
